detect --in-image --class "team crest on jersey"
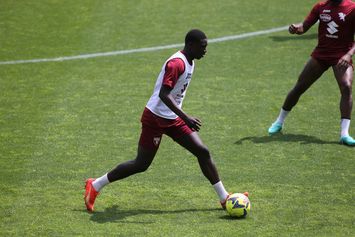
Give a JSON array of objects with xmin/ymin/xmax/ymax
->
[
  {"xmin": 153, "ymin": 137, "xmax": 161, "ymax": 146},
  {"xmin": 320, "ymin": 14, "xmax": 332, "ymax": 22},
  {"xmin": 339, "ymin": 12, "xmax": 346, "ymax": 22}
]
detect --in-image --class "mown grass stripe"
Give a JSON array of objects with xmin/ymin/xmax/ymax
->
[{"xmin": 0, "ymin": 26, "xmax": 288, "ymax": 65}]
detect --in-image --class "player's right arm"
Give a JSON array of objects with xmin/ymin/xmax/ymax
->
[
  {"xmin": 289, "ymin": 3, "xmax": 320, "ymax": 35},
  {"xmin": 289, "ymin": 23, "xmax": 306, "ymax": 35}
]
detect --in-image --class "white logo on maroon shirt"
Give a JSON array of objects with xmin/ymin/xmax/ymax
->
[
  {"xmin": 320, "ymin": 14, "xmax": 332, "ymax": 22},
  {"xmin": 339, "ymin": 13, "xmax": 346, "ymax": 22},
  {"xmin": 327, "ymin": 21, "xmax": 339, "ymax": 35}
]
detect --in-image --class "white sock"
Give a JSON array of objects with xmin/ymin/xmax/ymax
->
[
  {"xmin": 275, "ymin": 108, "xmax": 290, "ymax": 124},
  {"xmin": 213, "ymin": 181, "xmax": 229, "ymax": 201},
  {"xmin": 340, "ymin": 118, "xmax": 351, "ymax": 137},
  {"xmin": 92, "ymin": 173, "xmax": 110, "ymax": 192}
]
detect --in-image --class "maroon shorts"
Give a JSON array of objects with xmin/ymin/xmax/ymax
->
[
  {"xmin": 311, "ymin": 53, "xmax": 353, "ymax": 69},
  {"xmin": 138, "ymin": 108, "xmax": 193, "ymax": 150}
]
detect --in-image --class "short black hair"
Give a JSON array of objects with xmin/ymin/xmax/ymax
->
[{"xmin": 185, "ymin": 29, "xmax": 207, "ymax": 44}]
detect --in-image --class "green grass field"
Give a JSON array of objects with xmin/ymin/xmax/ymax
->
[{"xmin": 1, "ymin": 0, "xmax": 354, "ymax": 236}]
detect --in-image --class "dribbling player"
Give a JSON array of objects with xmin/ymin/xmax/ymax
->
[{"xmin": 84, "ymin": 29, "xmax": 247, "ymax": 212}]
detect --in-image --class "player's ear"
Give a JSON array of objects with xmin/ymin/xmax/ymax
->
[{"xmin": 186, "ymin": 41, "xmax": 194, "ymax": 48}]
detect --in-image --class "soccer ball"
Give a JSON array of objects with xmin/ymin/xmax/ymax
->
[{"xmin": 225, "ymin": 193, "xmax": 251, "ymax": 218}]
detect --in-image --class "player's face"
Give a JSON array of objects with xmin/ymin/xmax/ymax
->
[{"xmin": 192, "ymin": 39, "xmax": 208, "ymax": 60}]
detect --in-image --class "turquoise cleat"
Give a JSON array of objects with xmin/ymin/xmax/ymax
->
[
  {"xmin": 268, "ymin": 122, "xmax": 283, "ymax": 135},
  {"xmin": 339, "ymin": 135, "xmax": 355, "ymax": 146}
]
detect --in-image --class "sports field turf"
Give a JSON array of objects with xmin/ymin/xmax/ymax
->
[{"xmin": 0, "ymin": 0, "xmax": 354, "ymax": 236}]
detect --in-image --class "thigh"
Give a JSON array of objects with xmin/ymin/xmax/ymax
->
[
  {"xmin": 139, "ymin": 108, "xmax": 164, "ymax": 150},
  {"xmin": 295, "ymin": 57, "xmax": 329, "ymax": 88},
  {"xmin": 165, "ymin": 117, "xmax": 193, "ymax": 142},
  {"xmin": 136, "ymin": 126, "xmax": 161, "ymax": 167},
  {"xmin": 165, "ymin": 118, "xmax": 207, "ymax": 157},
  {"xmin": 135, "ymin": 144, "xmax": 158, "ymax": 166},
  {"xmin": 173, "ymin": 132, "xmax": 208, "ymax": 158},
  {"xmin": 138, "ymin": 124, "xmax": 163, "ymax": 151}
]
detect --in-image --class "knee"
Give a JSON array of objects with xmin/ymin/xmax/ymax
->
[
  {"xmin": 134, "ymin": 159, "xmax": 151, "ymax": 173},
  {"xmin": 196, "ymin": 145, "xmax": 211, "ymax": 160}
]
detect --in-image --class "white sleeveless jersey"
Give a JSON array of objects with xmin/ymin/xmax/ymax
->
[{"xmin": 146, "ymin": 51, "xmax": 194, "ymax": 119}]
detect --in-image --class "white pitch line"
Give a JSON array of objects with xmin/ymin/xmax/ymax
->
[{"xmin": 0, "ymin": 25, "xmax": 288, "ymax": 66}]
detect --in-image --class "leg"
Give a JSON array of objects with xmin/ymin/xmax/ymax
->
[
  {"xmin": 174, "ymin": 132, "xmax": 220, "ymax": 185},
  {"xmin": 84, "ymin": 112, "xmax": 162, "ymax": 212},
  {"xmin": 174, "ymin": 132, "xmax": 240, "ymax": 207},
  {"xmin": 269, "ymin": 58, "xmax": 328, "ymax": 134},
  {"xmin": 107, "ymin": 110, "xmax": 163, "ymax": 181},
  {"xmin": 98, "ymin": 121, "xmax": 162, "ymax": 186},
  {"xmin": 282, "ymin": 57, "xmax": 328, "ymax": 110},
  {"xmin": 333, "ymin": 65, "xmax": 355, "ymax": 145},
  {"xmin": 107, "ymin": 145, "xmax": 157, "ymax": 182},
  {"xmin": 333, "ymin": 65, "xmax": 353, "ymax": 119},
  {"xmin": 85, "ymin": 145, "xmax": 158, "ymax": 212}
]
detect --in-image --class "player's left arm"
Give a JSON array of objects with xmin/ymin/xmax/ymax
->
[
  {"xmin": 346, "ymin": 42, "xmax": 355, "ymax": 57},
  {"xmin": 337, "ymin": 42, "xmax": 355, "ymax": 69},
  {"xmin": 337, "ymin": 9, "xmax": 355, "ymax": 69}
]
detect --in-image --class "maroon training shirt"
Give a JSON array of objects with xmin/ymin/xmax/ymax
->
[{"xmin": 303, "ymin": 0, "xmax": 355, "ymax": 61}]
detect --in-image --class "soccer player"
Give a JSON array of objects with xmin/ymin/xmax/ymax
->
[
  {"xmin": 268, "ymin": 0, "xmax": 355, "ymax": 146},
  {"xmin": 84, "ymin": 29, "xmax": 247, "ymax": 212}
]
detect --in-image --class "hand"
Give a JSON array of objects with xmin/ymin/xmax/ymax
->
[
  {"xmin": 289, "ymin": 24, "xmax": 303, "ymax": 35},
  {"xmin": 337, "ymin": 53, "xmax": 352, "ymax": 71},
  {"xmin": 184, "ymin": 115, "xmax": 202, "ymax": 132}
]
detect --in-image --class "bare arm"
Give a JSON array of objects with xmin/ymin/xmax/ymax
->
[
  {"xmin": 289, "ymin": 22, "xmax": 312, "ymax": 35},
  {"xmin": 290, "ymin": 3, "xmax": 319, "ymax": 35},
  {"xmin": 346, "ymin": 42, "xmax": 355, "ymax": 56},
  {"xmin": 159, "ymin": 85, "xmax": 201, "ymax": 131},
  {"xmin": 337, "ymin": 42, "xmax": 355, "ymax": 69}
]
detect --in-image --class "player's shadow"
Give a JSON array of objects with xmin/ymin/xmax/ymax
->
[
  {"xmin": 235, "ymin": 133, "xmax": 339, "ymax": 145},
  {"xmin": 84, "ymin": 205, "xmax": 220, "ymax": 224},
  {"xmin": 269, "ymin": 33, "xmax": 317, "ymax": 42}
]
